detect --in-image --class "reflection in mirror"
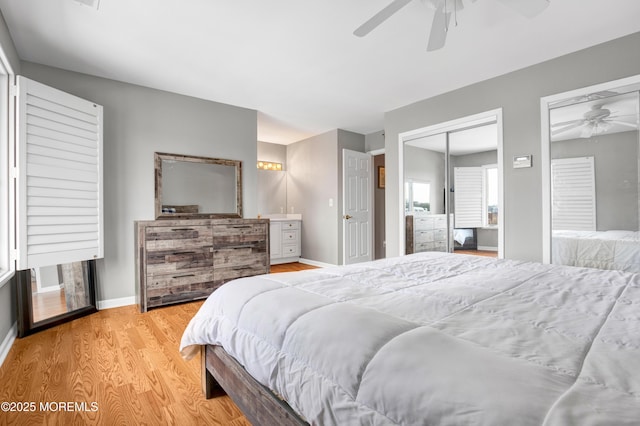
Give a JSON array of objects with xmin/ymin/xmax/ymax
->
[
  {"xmin": 547, "ymin": 87, "xmax": 640, "ymax": 272},
  {"xmin": 404, "ymin": 120, "xmax": 500, "ymax": 257},
  {"xmin": 17, "ymin": 260, "xmax": 97, "ymax": 337},
  {"xmin": 155, "ymin": 152, "xmax": 242, "ymax": 218}
]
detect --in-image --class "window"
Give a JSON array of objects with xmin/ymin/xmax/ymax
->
[
  {"xmin": 484, "ymin": 165, "xmax": 498, "ymax": 227},
  {"xmin": 405, "ymin": 180, "xmax": 431, "ymax": 214},
  {"xmin": 551, "ymin": 157, "xmax": 596, "ymax": 231},
  {"xmin": 454, "ymin": 165, "xmax": 498, "ymax": 228}
]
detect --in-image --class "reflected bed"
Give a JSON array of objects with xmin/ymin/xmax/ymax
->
[
  {"xmin": 552, "ymin": 229, "xmax": 640, "ymax": 273},
  {"xmin": 181, "ymin": 252, "xmax": 640, "ymax": 425}
]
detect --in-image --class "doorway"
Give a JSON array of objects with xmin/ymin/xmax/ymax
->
[{"xmin": 398, "ymin": 109, "xmax": 504, "ymax": 258}]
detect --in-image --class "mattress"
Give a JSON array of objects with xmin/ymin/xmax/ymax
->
[
  {"xmin": 552, "ymin": 229, "xmax": 640, "ymax": 273},
  {"xmin": 180, "ymin": 252, "xmax": 640, "ymax": 425}
]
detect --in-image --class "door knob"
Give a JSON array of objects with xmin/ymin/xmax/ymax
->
[{"xmin": 344, "ymin": 214, "xmax": 352, "ymax": 220}]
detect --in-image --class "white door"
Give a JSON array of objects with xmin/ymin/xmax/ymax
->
[{"xmin": 342, "ymin": 149, "xmax": 373, "ymax": 264}]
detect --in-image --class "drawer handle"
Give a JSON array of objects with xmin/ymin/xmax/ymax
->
[
  {"xmin": 174, "ymin": 251, "xmax": 196, "ymax": 255},
  {"xmin": 171, "ymin": 228, "xmax": 194, "ymax": 231},
  {"xmin": 173, "ymin": 274, "xmax": 195, "ymax": 279},
  {"xmin": 230, "ymin": 225, "xmax": 252, "ymax": 229}
]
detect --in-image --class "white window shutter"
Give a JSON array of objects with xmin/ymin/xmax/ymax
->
[
  {"xmin": 15, "ymin": 76, "xmax": 103, "ymax": 269},
  {"xmin": 453, "ymin": 167, "xmax": 483, "ymax": 228},
  {"xmin": 551, "ymin": 156, "xmax": 596, "ymax": 231}
]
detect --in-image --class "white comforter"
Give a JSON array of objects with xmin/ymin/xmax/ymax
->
[
  {"xmin": 180, "ymin": 252, "xmax": 640, "ymax": 425},
  {"xmin": 553, "ymin": 230, "xmax": 640, "ymax": 273}
]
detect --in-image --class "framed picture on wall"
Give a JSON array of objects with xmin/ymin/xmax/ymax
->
[{"xmin": 378, "ymin": 166, "xmax": 385, "ymax": 189}]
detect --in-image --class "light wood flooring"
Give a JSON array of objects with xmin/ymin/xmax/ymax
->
[
  {"xmin": 454, "ymin": 249, "xmax": 498, "ymax": 258},
  {"xmin": 0, "ymin": 262, "xmax": 317, "ymax": 426}
]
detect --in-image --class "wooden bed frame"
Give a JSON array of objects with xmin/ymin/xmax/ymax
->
[{"xmin": 201, "ymin": 345, "xmax": 308, "ymax": 425}]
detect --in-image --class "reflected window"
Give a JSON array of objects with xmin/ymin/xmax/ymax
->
[
  {"xmin": 484, "ymin": 166, "xmax": 498, "ymax": 226},
  {"xmin": 405, "ymin": 181, "xmax": 431, "ymax": 214}
]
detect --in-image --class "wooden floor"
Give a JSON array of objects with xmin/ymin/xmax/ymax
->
[
  {"xmin": 454, "ymin": 249, "xmax": 498, "ymax": 258},
  {"xmin": 0, "ymin": 262, "xmax": 317, "ymax": 426}
]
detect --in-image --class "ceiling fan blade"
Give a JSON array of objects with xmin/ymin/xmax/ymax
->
[
  {"xmin": 495, "ymin": 0, "xmax": 549, "ymax": 18},
  {"xmin": 551, "ymin": 119, "xmax": 583, "ymax": 128},
  {"xmin": 608, "ymin": 120, "xmax": 639, "ymax": 129},
  {"xmin": 426, "ymin": 4, "xmax": 451, "ymax": 52},
  {"xmin": 354, "ymin": 0, "xmax": 414, "ymax": 37},
  {"xmin": 551, "ymin": 121, "xmax": 585, "ymax": 136}
]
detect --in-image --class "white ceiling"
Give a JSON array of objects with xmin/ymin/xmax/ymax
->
[{"xmin": 1, "ymin": 0, "xmax": 640, "ymax": 145}]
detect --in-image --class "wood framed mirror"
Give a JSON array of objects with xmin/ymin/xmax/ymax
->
[
  {"xmin": 16, "ymin": 260, "xmax": 98, "ymax": 337},
  {"xmin": 155, "ymin": 152, "xmax": 243, "ymax": 219}
]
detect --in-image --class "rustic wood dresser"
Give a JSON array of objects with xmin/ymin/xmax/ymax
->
[{"xmin": 135, "ymin": 218, "xmax": 269, "ymax": 312}]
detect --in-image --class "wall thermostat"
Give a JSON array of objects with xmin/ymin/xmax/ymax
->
[{"xmin": 513, "ymin": 155, "xmax": 532, "ymax": 169}]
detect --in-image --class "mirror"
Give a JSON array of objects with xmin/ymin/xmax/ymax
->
[
  {"xmin": 155, "ymin": 152, "xmax": 242, "ymax": 219},
  {"xmin": 17, "ymin": 260, "xmax": 97, "ymax": 337},
  {"xmin": 542, "ymin": 75, "xmax": 640, "ymax": 273},
  {"xmin": 402, "ymin": 110, "xmax": 503, "ymax": 258}
]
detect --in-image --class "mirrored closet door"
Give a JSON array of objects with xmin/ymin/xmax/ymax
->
[
  {"xmin": 401, "ymin": 110, "xmax": 503, "ymax": 258},
  {"xmin": 542, "ymin": 75, "xmax": 640, "ymax": 273}
]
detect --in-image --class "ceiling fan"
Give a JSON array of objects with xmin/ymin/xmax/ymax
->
[
  {"xmin": 353, "ymin": 0, "xmax": 550, "ymax": 51},
  {"xmin": 551, "ymin": 102, "xmax": 638, "ymax": 138}
]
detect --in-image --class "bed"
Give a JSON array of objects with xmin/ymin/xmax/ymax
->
[
  {"xmin": 552, "ymin": 229, "xmax": 640, "ymax": 273},
  {"xmin": 180, "ymin": 252, "xmax": 640, "ymax": 425}
]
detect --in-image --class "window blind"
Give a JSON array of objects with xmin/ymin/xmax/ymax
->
[
  {"xmin": 453, "ymin": 167, "xmax": 483, "ymax": 228},
  {"xmin": 15, "ymin": 76, "xmax": 103, "ymax": 269},
  {"xmin": 551, "ymin": 156, "xmax": 596, "ymax": 231}
]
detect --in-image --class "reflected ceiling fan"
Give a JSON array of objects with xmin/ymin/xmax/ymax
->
[
  {"xmin": 551, "ymin": 102, "xmax": 638, "ymax": 138},
  {"xmin": 353, "ymin": 0, "xmax": 550, "ymax": 51}
]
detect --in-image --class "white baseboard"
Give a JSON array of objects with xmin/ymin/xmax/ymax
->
[
  {"xmin": 97, "ymin": 296, "xmax": 135, "ymax": 310},
  {"xmin": 35, "ymin": 284, "xmax": 64, "ymax": 294},
  {"xmin": 0, "ymin": 322, "xmax": 17, "ymax": 369},
  {"xmin": 478, "ymin": 246, "xmax": 498, "ymax": 252},
  {"xmin": 271, "ymin": 256, "xmax": 301, "ymax": 265},
  {"xmin": 299, "ymin": 258, "xmax": 335, "ymax": 268}
]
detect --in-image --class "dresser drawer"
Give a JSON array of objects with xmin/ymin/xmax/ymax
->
[
  {"xmin": 414, "ymin": 217, "xmax": 433, "ymax": 230},
  {"xmin": 415, "ymin": 230, "xmax": 435, "ymax": 243},
  {"xmin": 145, "ymin": 225, "xmax": 212, "ymax": 250},
  {"xmin": 146, "ymin": 247, "xmax": 213, "ymax": 275},
  {"xmin": 212, "ymin": 223, "xmax": 268, "ymax": 247},
  {"xmin": 214, "ymin": 248, "xmax": 268, "ymax": 285}
]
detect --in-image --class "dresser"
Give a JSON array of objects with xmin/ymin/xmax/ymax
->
[
  {"xmin": 269, "ymin": 218, "xmax": 301, "ymax": 264},
  {"xmin": 135, "ymin": 218, "xmax": 269, "ymax": 312},
  {"xmin": 405, "ymin": 214, "xmax": 452, "ymax": 254}
]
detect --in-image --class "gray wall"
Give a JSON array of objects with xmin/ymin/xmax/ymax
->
[
  {"xmin": 286, "ymin": 129, "xmax": 365, "ymax": 265},
  {"xmin": 20, "ymin": 61, "xmax": 258, "ymax": 303},
  {"xmin": 0, "ymin": 9, "xmax": 19, "ymax": 349},
  {"xmin": 257, "ymin": 141, "xmax": 287, "ymax": 215},
  {"xmin": 287, "ymin": 130, "xmax": 340, "ymax": 264},
  {"xmin": 404, "ymin": 146, "xmax": 446, "ymax": 214},
  {"xmin": 365, "ymin": 130, "xmax": 385, "ymax": 152},
  {"xmin": 385, "ymin": 32, "xmax": 640, "ymax": 261},
  {"xmin": 552, "ymin": 131, "xmax": 638, "ymax": 231}
]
